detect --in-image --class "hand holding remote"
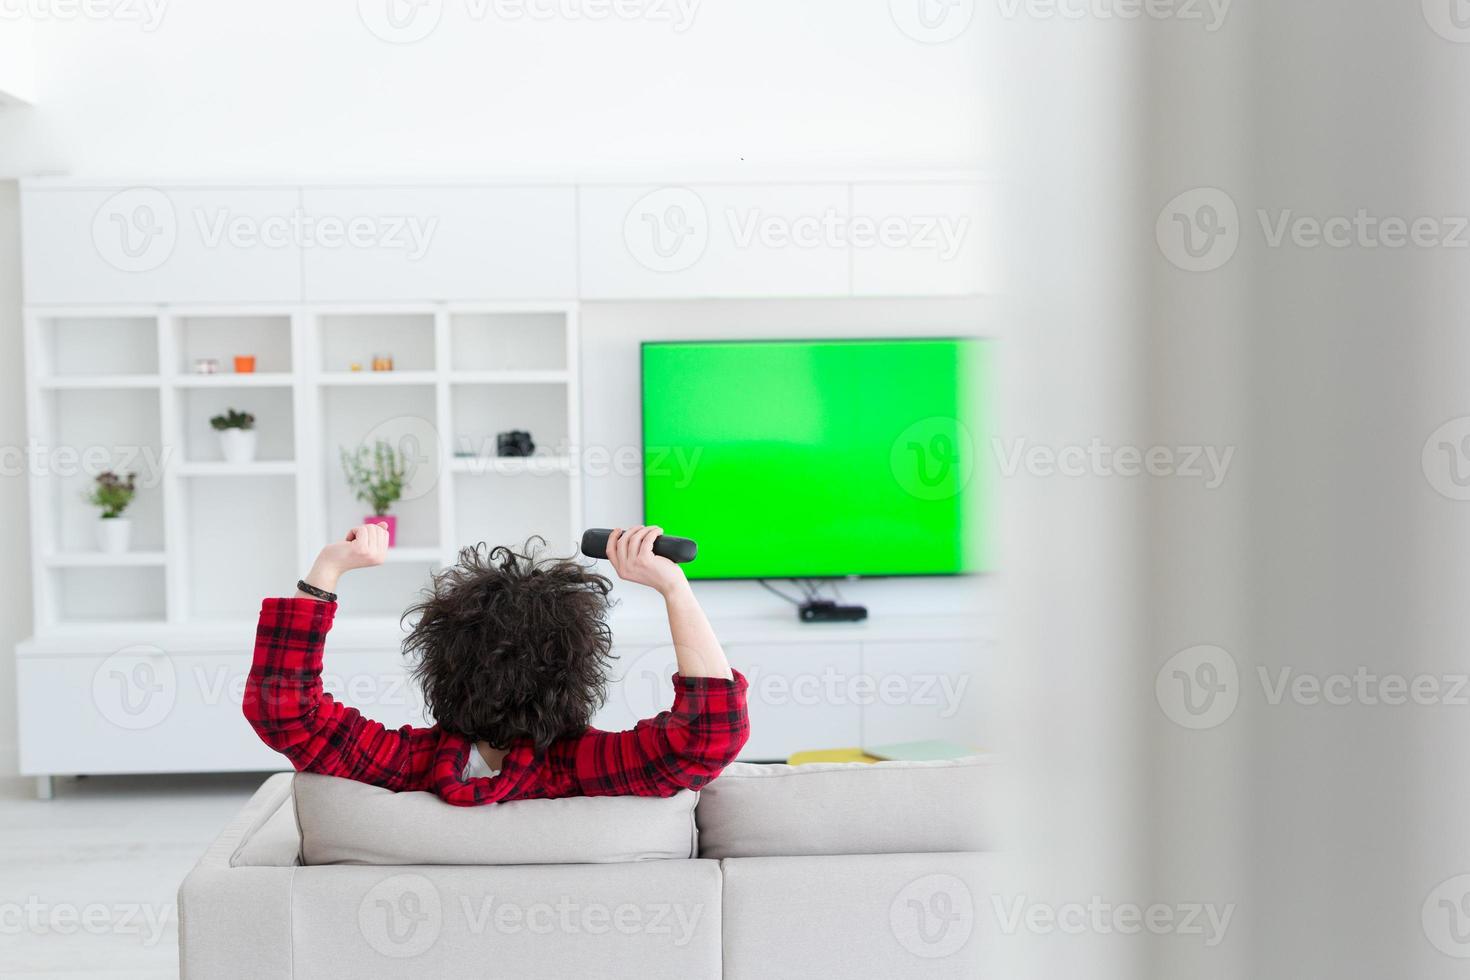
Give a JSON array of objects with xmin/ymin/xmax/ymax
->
[
  {"xmin": 580, "ymin": 527, "xmax": 698, "ymax": 564},
  {"xmin": 602, "ymin": 526, "xmax": 688, "ymax": 597}
]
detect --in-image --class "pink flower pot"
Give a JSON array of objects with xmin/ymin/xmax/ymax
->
[{"xmin": 365, "ymin": 514, "xmax": 397, "ymax": 547}]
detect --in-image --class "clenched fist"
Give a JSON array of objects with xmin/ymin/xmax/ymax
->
[
  {"xmin": 606, "ymin": 525, "xmax": 687, "ymax": 597},
  {"xmin": 301, "ymin": 524, "xmax": 389, "ymax": 595}
]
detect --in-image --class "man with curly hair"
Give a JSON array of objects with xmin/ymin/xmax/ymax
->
[{"xmin": 244, "ymin": 523, "xmax": 749, "ymax": 805}]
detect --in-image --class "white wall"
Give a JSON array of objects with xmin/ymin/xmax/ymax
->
[
  {"xmin": 0, "ymin": 20, "xmax": 36, "ymax": 104},
  {"xmin": 0, "ymin": 182, "xmax": 33, "ymax": 788},
  {"xmin": 0, "ymin": 2, "xmax": 985, "ymax": 180}
]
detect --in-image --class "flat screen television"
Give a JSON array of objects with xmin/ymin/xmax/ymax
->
[{"xmin": 641, "ymin": 337, "xmax": 990, "ymax": 579}]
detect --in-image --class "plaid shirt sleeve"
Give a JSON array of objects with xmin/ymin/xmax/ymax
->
[
  {"xmin": 243, "ymin": 597, "xmax": 436, "ymax": 791},
  {"xmin": 560, "ymin": 671, "xmax": 751, "ymax": 798}
]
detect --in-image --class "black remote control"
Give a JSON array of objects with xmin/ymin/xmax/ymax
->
[{"xmin": 580, "ymin": 528, "xmax": 698, "ymax": 564}]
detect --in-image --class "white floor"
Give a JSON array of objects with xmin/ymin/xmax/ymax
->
[{"xmin": 0, "ymin": 773, "xmax": 270, "ymax": 979}]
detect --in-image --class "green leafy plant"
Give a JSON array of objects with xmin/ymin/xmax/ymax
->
[
  {"xmin": 340, "ymin": 440, "xmax": 406, "ymax": 516},
  {"xmin": 210, "ymin": 409, "xmax": 255, "ymax": 431},
  {"xmin": 87, "ymin": 471, "xmax": 137, "ymax": 519}
]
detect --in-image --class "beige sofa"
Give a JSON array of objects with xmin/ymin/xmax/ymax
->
[{"xmin": 178, "ymin": 757, "xmax": 993, "ymax": 979}]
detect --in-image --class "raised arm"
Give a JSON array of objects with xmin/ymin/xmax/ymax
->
[
  {"xmin": 563, "ymin": 526, "xmax": 749, "ymax": 797},
  {"xmin": 608, "ymin": 525, "xmax": 733, "ymax": 680},
  {"xmin": 243, "ymin": 523, "xmax": 435, "ymax": 790}
]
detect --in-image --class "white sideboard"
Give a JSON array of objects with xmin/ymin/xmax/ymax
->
[{"xmin": 16, "ymin": 611, "xmax": 989, "ymax": 798}]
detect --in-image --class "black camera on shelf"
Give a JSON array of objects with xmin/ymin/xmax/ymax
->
[{"xmin": 496, "ymin": 430, "xmax": 536, "ymax": 457}]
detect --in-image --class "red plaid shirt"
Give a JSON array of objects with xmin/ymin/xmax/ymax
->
[{"xmin": 244, "ymin": 597, "xmax": 750, "ymax": 806}]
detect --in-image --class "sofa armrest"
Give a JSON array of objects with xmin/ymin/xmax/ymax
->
[
  {"xmin": 178, "ymin": 866, "xmax": 295, "ymax": 980},
  {"xmin": 191, "ymin": 772, "xmax": 298, "ymax": 871},
  {"xmin": 178, "ymin": 773, "xmax": 299, "ymax": 980}
]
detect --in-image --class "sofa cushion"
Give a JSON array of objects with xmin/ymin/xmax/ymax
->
[
  {"xmin": 292, "ymin": 773, "xmax": 699, "ymax": 866},
  {"xmin": 290, "ymin": 861, "xmax": 723, "ymax": 979},
  {"xmin": 231, "ymin": 794, "xmax": 301, "ymax": 868},
  {"xmin": 695, "ymin": 757, "xmax": 994, "ymax": 859},
  {"xmin": 721, "ymin": 852, "xmax": 990, "ymax": 978}
]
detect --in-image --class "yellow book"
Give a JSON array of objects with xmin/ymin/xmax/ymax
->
[{"xmin": 786, "ymin": 748, "xmax": 879, "ymax": 765}]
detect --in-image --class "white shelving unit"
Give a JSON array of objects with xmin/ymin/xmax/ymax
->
[{"xmin": 21, "ymin": 303, "xmax": 582, "ymax": 631}]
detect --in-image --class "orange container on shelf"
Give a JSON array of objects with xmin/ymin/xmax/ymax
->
[{"xmin": 233, "ymin": 355, "xmax": 257, "ymax": 374}]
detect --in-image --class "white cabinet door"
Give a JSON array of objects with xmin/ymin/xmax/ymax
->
[
  {"xmin": 730, "ymin": 642, "xmax": 863, "ymax": 761},
  {"xmin": 18, "ymin": 651, "xmax": 278, "ymax": 774},
  {"xmin": 594, "ymin": 640, "xmax": 864, "ymax": 762},
  {"xmin": 849, "ymin": 181, "xmax": 995, "ymax": 297},
  {"xmin": 859, "ymin": 640, "xmax": 987, "ymax": 751},
  {"xmin": 17, "ymin": 647, "xmax": 422, "ymax": 775},
  {"xmin": 21, "ymin": 185, "xmax": 305, "ymax": 304},
  {"xmin": 593, "ymin": 639, "xmax": 680, "ymax": 735},
  {"xmin": 300, "ymin": 186, "xmax": 578, "ymax": 301},
  {"xmin": 578, "ymin": 183, "xmax": 851, "ymax": 298}
]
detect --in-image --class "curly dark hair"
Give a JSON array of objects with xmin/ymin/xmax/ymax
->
[{"xmin": 404, "ymin": 539, "xmax": 615, "ymax": 752}]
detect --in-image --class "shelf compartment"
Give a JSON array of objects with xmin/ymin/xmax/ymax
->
[
  {"xmin": 43, "ymin": 387, "xmax": 166, "ymax": 554},
  {"xmin": 453, "ymin": 469, "xmax": 574, "ymax": 557},
  {"xmin": 335, "ymin": 561, "xmax": 440, "ymax": 620},
  {"xmin": 318, "ymin": 313, "xmax": 435, "ymax": 373},
  {"xmin": 35, "ymin": 315, "xmax": 158, "ymax": 378},
  {"xmin": 449, "ymin": 311, "xmax": 567, "ymax": 372},
  {"xmin": 181, "ymin": 474, "xmax": 297, "ymax": 621},
  {"xmin": 448, "ymin": 382, "xmax": 569, "ymax": 460},
  {"xmin": 174, "ymin": 314, "xmax": 293, "ymax": 376},
  {"xmin": 53, "ymin": 565, "xmax": 166, "ymax": 623},
  {"xmin": 178, "ymin": 386, "xmax": 295, "ymax": 464},
  {"xmin": 320, "ymin": 385, "xmax": 443, "ymax": 550}
]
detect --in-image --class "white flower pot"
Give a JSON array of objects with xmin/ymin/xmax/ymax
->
[
  {"xmin": 96, "ymin": 517, "xmax": 132, "ymax": 554},
  {"xmin": 218, "ymin": 428, "xmax": 257, "ymax": 465}
]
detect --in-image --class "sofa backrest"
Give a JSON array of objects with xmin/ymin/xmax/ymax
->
[
  {"xmin": 694, "ymin": 756, "xmax": 994, "ymax": 858},
  {"xmin": 292, "ymin": 773, "xmax": 699, "ymax": 865}
]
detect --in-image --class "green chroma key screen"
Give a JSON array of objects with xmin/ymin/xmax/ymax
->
[{"xmin": 641, "ymin": 338, "xmax": 991, "ymax": 579}]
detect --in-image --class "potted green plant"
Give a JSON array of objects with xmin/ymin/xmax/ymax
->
[
  {"xmin": 88, "ymin": 471, "xmax": 137, "ymax": 554},
  {"xmin": 211, "ymin": 408, "xmax": 257, "ymax": 465},
  {"xmin": 340, "ymin": 440, "xmax": 406, "ymax": 546}
]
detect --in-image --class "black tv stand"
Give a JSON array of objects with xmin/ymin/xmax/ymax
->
[
  {"xmin": 758, "ymin": 578, "xmax": 869, "ymax": 622},
  {"xmin": 798, "ymin": 598, "xmax": 869, "ymax": 623}
]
